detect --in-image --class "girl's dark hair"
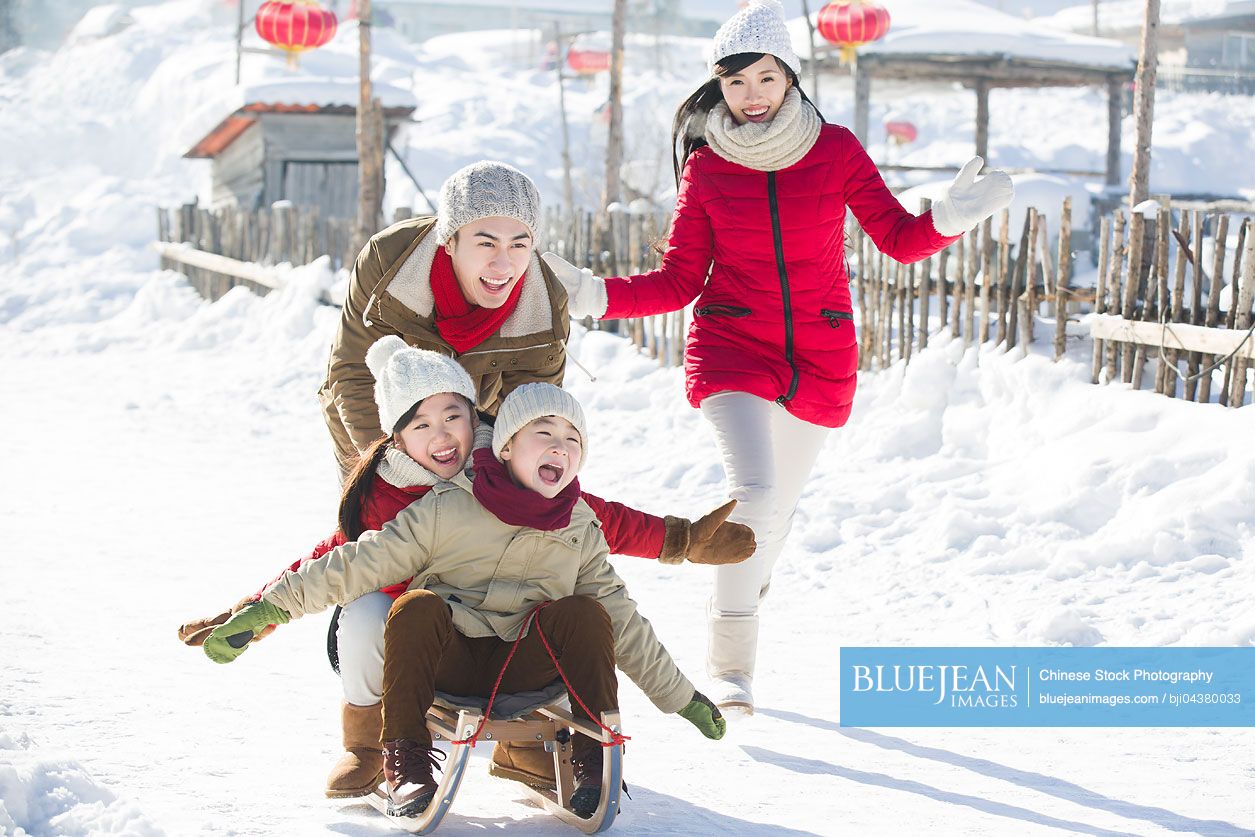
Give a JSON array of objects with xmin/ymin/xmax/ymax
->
[
  {"xmin": 337, "ymin": 398, "xmax": 422, "ymax": 540},
  {"xmin": 670, "ymin": 52, "xmax": 825, "ymax": 187}
]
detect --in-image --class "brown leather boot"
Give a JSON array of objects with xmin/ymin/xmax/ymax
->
[
  {"xmin": 382, "ymin": 739, "xmax": 444, "ymax": 818},
  {"xmin": 488, "ymin": 740, "xmax": 557, "ymax": 791},
  {"xmin": 325, "ymin": 702, "xmax": 384, "ymax": 799}
]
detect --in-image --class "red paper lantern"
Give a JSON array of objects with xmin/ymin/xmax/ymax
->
[
  {"xmin": 885, "ymin": 120, "xmax": 917, "ymax": 145},
  {"xmin": 567, "ymin": 48, "xmax": 611, "ymax": 75},
  {"xmin": 817, "ymin": 0, "xmax": 891, "ymax": 65},
  {"xmin": 255, "ymin": 1, "xmax": 338, "ymax": 66}
]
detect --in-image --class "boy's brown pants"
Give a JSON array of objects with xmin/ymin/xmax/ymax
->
[{"xmin": 380, "ymin": 590, "xmax": 619, "ymax": 747}]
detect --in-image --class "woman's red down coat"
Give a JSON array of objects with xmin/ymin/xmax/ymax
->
[{"xmin": 603, "ymin": 124, "xmax": 959, "ymax": 428}]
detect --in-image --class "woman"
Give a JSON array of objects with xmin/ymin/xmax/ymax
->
[{"xmin": 541, "ymin": 0, "xmax": 1013, "ymax": 713}]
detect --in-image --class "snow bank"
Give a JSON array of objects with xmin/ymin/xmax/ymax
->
[{"xmin": 0, "ymin": 729, "xmax": 163, "ymax": 836}]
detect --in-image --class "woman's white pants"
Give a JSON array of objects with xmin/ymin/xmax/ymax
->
[
  {"xmin": 699, "ymin": 391, "xmax": 829, "ymax": 679},
  {"xmin": 337, "ymin": 591, "xmax": 392, "ymax": 706}
]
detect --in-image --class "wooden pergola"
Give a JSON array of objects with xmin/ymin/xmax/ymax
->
[{"xmin": 809, "ymin": 46, "xmax": 1135, "ymax": 186}]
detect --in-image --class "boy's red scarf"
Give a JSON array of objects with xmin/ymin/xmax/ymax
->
[
  {"xmin": 471, "ymin": 449, "xmax": 581, "ymax": 531},
  {"xmin": 430, "ymin": 246, "xmax": 526, "ymax": 352}
]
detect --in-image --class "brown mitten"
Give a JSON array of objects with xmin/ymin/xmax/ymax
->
[
  {"xmin": 177, "ymin": 596, "xmax": 272, "ymax": 646},
  {"xmin": 660, "ymin": 500, "xmax": 757, "ymax": 566}
]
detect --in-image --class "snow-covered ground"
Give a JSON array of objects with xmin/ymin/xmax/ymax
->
[{"xmin": 3, "ymin": 2, "xmax": 1255, "ymax": 835}]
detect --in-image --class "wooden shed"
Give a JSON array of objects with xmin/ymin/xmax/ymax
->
[{"xmin": 184, "ymin": 102, "xmax": 415, "ymax": 219}]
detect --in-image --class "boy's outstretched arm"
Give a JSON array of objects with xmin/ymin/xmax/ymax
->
[
  {"xmin": 581, "ymin": 494, "xmax": 756, "ymax": 566},
  {"xmin": 572, "ymin": 533, "xmax": 724, "ymax": 740}
]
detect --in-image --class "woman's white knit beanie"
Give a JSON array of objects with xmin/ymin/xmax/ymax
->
[
  {"xmin": 366, "ymin": 336, "xmax": 477, "ymax": 434},
  {"xmin": 709, "ymin": 0, "xmax": 801, "ymax": 74},
  {"xmin": 435, "ymin": 160, "xmax": 542, "ymax": 245},
  {"xmin": 492, "ymin": 383, "xmax": 589, "ymax": 464}
]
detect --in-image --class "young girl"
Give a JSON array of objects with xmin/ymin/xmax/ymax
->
[
  {"xmin": 204, "ymin": 383, "xmax": 726, "ymax": 819},
  {"xmin": 540, "ymin": 0, "xmax": 1013, "ymax": 713},
  {"xmin": 179, "ymin": 338, "xmax": 752, "ymax": 798}
]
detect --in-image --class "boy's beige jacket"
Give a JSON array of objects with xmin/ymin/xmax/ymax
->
[{"xmin": 262, "ymin": 474, "xmax": 695, "ymax": 714}]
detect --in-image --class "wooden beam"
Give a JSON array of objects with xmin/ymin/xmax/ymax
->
[
  {"xmin": 974, "ymin": 80, "xmax": 989, "ymax": 161},
  {"xmin": 1106, "ymin": 76, "xmax": 1123, "ymax": 187},
  {"xmin": 1089, "ymin": 313, "xmax": 1255, "ymax": 361},
  {"xmin": 853, "ymin": 61, "xmax": 870, "ymax": 146},
  {"xmin": 152, "ymin": 242, "xmax": 341, "ymax": 306}
]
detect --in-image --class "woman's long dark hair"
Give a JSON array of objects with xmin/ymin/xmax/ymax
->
[
  {"xmin": 336, "ymin": 400, "xmax": 422, "ymax": 540},
  {"xmin": 670, "ymin": 52, "xmax": 825, "ymax": 187}
]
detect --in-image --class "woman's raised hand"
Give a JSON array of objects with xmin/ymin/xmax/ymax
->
[
  {"xmin": 930, "ymin": 156, "xmax": 1014, "ymax": 237},
  {"xmin": 540, "ymin": 251, "xmax": 609, "ymax": 319}
]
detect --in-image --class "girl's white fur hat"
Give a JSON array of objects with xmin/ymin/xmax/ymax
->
[
  {"xmin": 366, "ymin": 336, "xmax": 477, "ymax": 433},
  {"xmin": 434, "ymin": 160, "xmax": 542, "ymax": 245},
  {"xmin": 492, "ymin": 383, "xmax": 588, "ymax": 463},
  {"xmin": 709, "ymin": 0, "xmax": 801, "ymax": 74}
]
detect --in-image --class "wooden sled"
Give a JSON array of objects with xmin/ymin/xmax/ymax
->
[{"xmin": 366, "ymin": 688, "xmax": 624, "ymax": 834}]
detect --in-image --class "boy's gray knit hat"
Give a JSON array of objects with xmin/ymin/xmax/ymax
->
[
  {"xmin": 492, "ymin": 383, "xmax": 588, "ymax": 464},
  {"xmin": 434, "ymin": 160, "xmax": 542, "ymax": 245},
  {"xmin": 708, "ymin": 0, "xmax": 801, "ymax": 74},
  {"xmin": 366, "ymin": 336, "xmax": 477, "ymax": 433}
]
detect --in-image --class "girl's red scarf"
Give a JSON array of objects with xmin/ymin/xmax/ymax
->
[
  {"xmin": 430, "ymin": 246, "xmax": 526, "ymax": 352},
  {"xmin": 471, "ymin": 448, "xmax": 581, "ymax": 531}
]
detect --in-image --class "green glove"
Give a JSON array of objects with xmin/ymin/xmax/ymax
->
[
  {"xmin": 677, "ymin": 690, "xmax": 725, "ymax": 740},
  {"xmin": 203, "ymin": 599, "xmax": 290, "ymax": 664}
]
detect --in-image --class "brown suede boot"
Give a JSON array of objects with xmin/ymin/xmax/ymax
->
[
  {"xmin": 325, "ymin": 701, "xmax": 384, "ymax": 799},
  {"xmin": 488, "ymin": 739, "xmax": 558, "ymax": 791}
]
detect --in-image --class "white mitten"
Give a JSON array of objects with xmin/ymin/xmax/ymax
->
[
  {"xmin": 540, "ymin": 251, "xmax": 609, "ymax": 319},
  {"xmin": 930, "ymin": 156, "xmax": 1014, "ymax": 237}
]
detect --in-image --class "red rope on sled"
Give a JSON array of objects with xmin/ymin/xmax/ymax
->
[{"xmin": 452, "ymin": 601, "xmax": 630, "ymax": 748}]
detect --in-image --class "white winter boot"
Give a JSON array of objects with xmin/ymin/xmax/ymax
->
[{"xmin": 707, "ymin": 610, "xmax": 759, "ymax": 715}]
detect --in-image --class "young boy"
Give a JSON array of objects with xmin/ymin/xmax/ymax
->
[{"xmin": 204, "ymin": 383, "xmax": 726, "ymax": 818}]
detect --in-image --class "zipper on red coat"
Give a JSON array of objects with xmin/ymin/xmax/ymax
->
[{"xmin": 768, "ymin": 171, "xmax": 799, "ymax": 404}]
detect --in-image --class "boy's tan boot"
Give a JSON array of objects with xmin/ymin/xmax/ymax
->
[
  {"xmin": 488, "ymin": 740, "xmax": 557, "ymax": 790},
  {"xmin": 326, "ymin": 701, "xmax": 385, "ymax": 798}
]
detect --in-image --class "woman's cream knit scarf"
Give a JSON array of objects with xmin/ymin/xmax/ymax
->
[{"xmin": 704, "ymin": 87, "xmax": 821, "ymax": 172}]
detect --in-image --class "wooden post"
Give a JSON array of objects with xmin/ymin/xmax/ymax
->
[
  {"xmin": 554, "ymin": 26, "xmax": 575, "ymax": 220},
  {"xmin": 965, "ymin": 223, "xmax": 979, "ymax": 344},
  {"xmin": 1198, "ymin": 214, "xmax": 1229, "ymax": 402},
  {"xmin": 1132, "ymin": 210, "xmax": 1162, "ymax": 389},
  {"xmin": 1106, "ymin": 212, "xmax": 1126, "ymax": 383},
  {"xmin": 1220, "ymin": 220, "xmax": 1247, "ymax": 404},
  {"xmin": 951, "ymin": 236, "xmax": 965, "ymax": 339},
  {"xmin": 1229, "ymin": 223, "xmax": 1254, "ymax": 407},
  {"xmin": 1054, "ymin": 198, "xmax": 1072, "ymax": 360},
  {"xmin": 1024, "ymin": 208, "xmax": 1041, "ymax": 345},
  {"xmin": 853, "ymin": 61, "xmax": 871, "ymax": 147},
  {"xmin": 974, "ymin": 81, "xmax": 990, "ymax": 162},
  {"xmin": 1106, "ymin": 76, "xmax": 1123, "ymax": 189},
  {"xmin": 897, "ymin": 261, "xmax": 908, "ymax": 361},
  {"xmin": 1185, "ymin": 210, "xmax": 1205, "ymax": 400},
  {"xmin": 1128, "ymin": 0, "xmax": 1161, "ymax": 209},
  {"xmin": 1151, "ymin": 206, "xmax": 1171, "ymax": 393},
  {"xmin": 1164, "ymin": 209, "xmax": 1191, "ymax": 397},
  {"xmin": 919, "ymin": 198, "xmax": 932, "ymax": 349},
  {"xmin": 601, "ymin": 0, "xmax": 626, "ymax": 215},
  {"xmin": 1092, "ymin": 215, "xmax": 1111, "ymax": 383},
  {"xmin": 995, "ymin": 209, "xmax": 1011, "ymax": 344},
  {"xmin": 1121, "ymin": 211, "xmax": 1145, "ymax": 382},
  {"xmin": 977, "ymin": 217, "xmax": 992, "ymax": 344},
  {"xmin": 1007, "ymin": 211, "xmax": 1031, "ymax": 349},
  {"xmin": 354, "ymin": 0, "xmax": 384, "ymax": 258}
]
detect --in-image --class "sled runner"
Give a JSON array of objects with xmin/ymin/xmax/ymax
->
[{"xmin": 366, "ymin": 687, "xmax": 624, "ymax": 834}]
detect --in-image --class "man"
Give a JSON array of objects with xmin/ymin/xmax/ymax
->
[{"xmin": 321, "ymin": 160, "xmax": 567, "ymax": 478}]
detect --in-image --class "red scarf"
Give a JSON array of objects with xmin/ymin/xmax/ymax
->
[
  {"xmin": 471, "ymin": 449, "xmax": 581, "ymax": 531},
  {"xmin": 430, "ymin": 246, "xmax": 526, "ymax": 353}
]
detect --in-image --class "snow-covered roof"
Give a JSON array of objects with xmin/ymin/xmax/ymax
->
[
  {"xmin": 1034, "ymin": 0, "xmax": 1229, "ymax": 34},
  {"xmin": 789, "ymin": 0, "xmax": 1136, "ymax": 70},
  {"xmin": 181, "ymin": 20, "xmax": 417, "ymax": 157}
]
